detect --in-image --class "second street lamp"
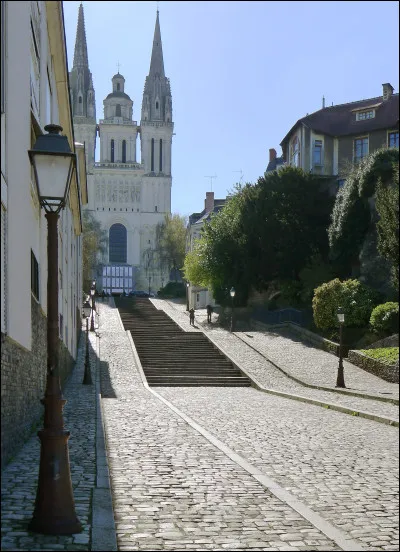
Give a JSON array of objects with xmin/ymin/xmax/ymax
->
[
  {"xmin": 336, "ymin": 306, "xmax": 346, "ymax": 388},
  {"xmin": 230, "ymin": 287, "xmax": 236, "ymax": 332},
  {"xmin": 27, "ymin": 124, "xmax": 81, "ymax": 534},
  {"xmin": 186, "ymin": 281, "xmax": 190, "ymax": 311},
  {"xmin": 82, "ymin": 301, "xmax": 92, "ymax": 385},
  {"xmin": 90, "ymin": 286, "xmax": 95, "ymax": 332}
]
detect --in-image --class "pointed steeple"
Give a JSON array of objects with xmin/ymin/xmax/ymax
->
[
  {"xmin": 148, "ymin": 10, "xmax": 165, "ymax": 78},
  {"xmin": 73, "ymin": 3, "xmax": 89, "ymax": 68}
]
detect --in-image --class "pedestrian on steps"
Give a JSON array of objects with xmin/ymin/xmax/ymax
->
[
  {"xmin": 189, "ymin": 307, "xmax": 195, "ymax": 326},
  {"xmin": 206, "ymin": 304, "xmax": 213, "ymax": 323}
]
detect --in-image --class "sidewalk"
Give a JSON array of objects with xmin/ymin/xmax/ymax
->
[
  {"xmin": 154, "ymin": 299, "xmax": 399, "ymax": 424},
  {"xmin": 1, "ymin": 308, "xmax": 116, "ymax": 552}
]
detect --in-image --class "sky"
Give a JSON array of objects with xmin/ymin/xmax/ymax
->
[{"xmin": 62, "ymin": 1, "xmax": 399, "ymax": 218}]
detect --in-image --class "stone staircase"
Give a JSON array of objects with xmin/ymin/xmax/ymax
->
[{"xmin": 115, "ymin": 297, "xmax": 252, "ymax": 387}]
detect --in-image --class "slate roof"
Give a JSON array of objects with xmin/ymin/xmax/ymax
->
[
  {"xmin": 266, "ymin": 156, "xmax": 286, "ymax": 172},
  {"xmin": 105, "ymin": 90, "xmax": 132, "ymax": 101},
  {"xmin": 189, "ymin": 200, "xmax": 226, "ymax": 226},
  {"xmin": 280, "ymin": 93, "xmax": 399, "ymax": 147}
]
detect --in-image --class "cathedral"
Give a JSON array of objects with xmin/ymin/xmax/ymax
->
[{"xmin": 69, "ymin": 4, "xmax": 173, "ymax": 293}]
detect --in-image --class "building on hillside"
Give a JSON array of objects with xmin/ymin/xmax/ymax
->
[
  {"xmin": 186, "ymin": 192, "xmax": 226, "ymax": 309},
  {"xmin": 1, "ymin": 1, "xmax": 88, "ymax": 466},
  {"xmin": 272, "ymin": 83, "xmax": 399, "ymax": 191},
  {"xmin": 70, "ymin": 5, "xmax": 173, "ymax": 295}
]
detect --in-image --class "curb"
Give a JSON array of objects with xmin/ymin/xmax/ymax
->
[{"xmin": 91, "ymin": 326, "xmax": 118, "ymax": 551}]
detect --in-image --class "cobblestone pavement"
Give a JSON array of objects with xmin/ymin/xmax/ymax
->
[
  {"xmin": 98, "ymin": 300, "xmax": 342, "ymax": 551},
  {"xmin": 145, "ymin": 299, "xmax": 399, "ymax": 551},
  {"xmin": 1, "ymin": 323, "xmax": 98, "ymax": 551},
  {"xmin": 154, "ymin": 299, "xmax": 399, "ymax": 422}
]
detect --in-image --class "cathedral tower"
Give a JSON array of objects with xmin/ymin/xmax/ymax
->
[
  {"xmin": 69, "ymin": 3, "xmax": 96, "ymax": 170},
  {"xmin": 140, "ymin": 10, "xmax": 173, "ymax": 176}
]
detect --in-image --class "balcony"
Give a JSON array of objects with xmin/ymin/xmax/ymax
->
[
  {"xmin": 94, "ymin": 162, "xmax": 143, "ymax": 170},
  {"xmin": 99, "ymin": 119, "xmax": 138, "ymax": 126}
]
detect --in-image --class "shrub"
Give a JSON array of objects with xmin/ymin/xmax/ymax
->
[
  {"xmin": 157, "ymin": 281, "xmax": 185, "ymax": 298},
  {"xmin": 312, "ymin": 278, "xmax": 381, "ymax": 329},
  {"xmin": 369, "ymin": 302, "xmax": 399, "ymax": 336}
]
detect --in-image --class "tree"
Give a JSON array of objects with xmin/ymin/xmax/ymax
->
[
  {"xmin": 375, "ymin": 163, "xmax": 399, "ymax": 290},
  {"xmin": 82, "ymin": 210, "xmax": 107, "ymax": 292},
  {"xmin": 155, "ymin": 213, "xmax": 187, "ymax": 281}
]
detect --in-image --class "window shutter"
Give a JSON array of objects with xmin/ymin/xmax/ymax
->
[{"xmin": 1, "ymin": 205, "xmax": 6, "ymax": 332}]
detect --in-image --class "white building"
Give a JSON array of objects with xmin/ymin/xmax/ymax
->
[
  {"xmin": 1, "ymin": 1, "xmax": 87, "ymax": 466},
  {"xmin": 70, "ymin": 5, "xmax": 173, "ymax": 294}
]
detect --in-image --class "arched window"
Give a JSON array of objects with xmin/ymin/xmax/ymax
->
[
  {"xmin": 111, "ymin": 139, "xmax": 115, "ymax": 162},
  {"xmin": 159, "ymin": 139, "xmax": 162, "ymax": 172},
  {"xmin": 115, "ymin": 104, "xmax": 121, "ymax": 117},
  {"xmin": 78, "ymin": 96, "xmax": 82, "ymax": 103},
  {"xmin": 156, "ymin": 101, "xmax": 159, "ymax": 109},
  {"xmin": 117, "ymin": 83, "xmax": 120, "ymax": 91},
  {"xmin": 109, "ymin": 224, "xmax": 127, "ymax": 263},
  {"xmin": 291, "ymin": 136, "xmax": 300, "ymax": 167},
  {"xmin": 151, "ymin": 138, "xmax": 154, "ymax": 172},
  {"xmin": 122, "ymin": 140, "xmax": 126, "ymax": 163}
]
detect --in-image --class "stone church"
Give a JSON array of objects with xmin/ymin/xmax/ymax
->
[{"xmin": 69, "ymin": 4, "xmax": 173, "ymax": 293}]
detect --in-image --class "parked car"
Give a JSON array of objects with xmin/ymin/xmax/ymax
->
[{"xmin": 129, "ymin": 290, "xmax": 149, "ymax": 297}]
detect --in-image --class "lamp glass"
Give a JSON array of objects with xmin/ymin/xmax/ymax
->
[
  {"xmin": 83, "ymin": 302, "xmax": 91, "ymax": 317},
  {"xmin": 186, "ymin": 282, "xmax": 189, "ymax": 288},
  {"xmin": 90, "ymin": 288, "xmax": 95, "ymax": 296},
  {"xmin": 230, "ymin": 287, "xmax": 236, "ymax": 298},
  {"xmin": 31, "ymin": 153, "xmax": 74, "ymax": 209},
  {"xmin": 337, "ymin": 307, "xmax": 345, "ymax": 323}
]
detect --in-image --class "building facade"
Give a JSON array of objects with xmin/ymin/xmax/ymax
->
[
  {"xmin": 274, "ymin": 83, "xmax": 399, "ymax": 190},
  {"xmin": 70, "ymin": 5, "xmax": 173, "ymax": 294},
  {"xmin": 186, "ymin": 192, "xmax": 226, "ymax": 309},
  {"xmin": 1, "ymin": 1, "xmax": 87, "ymax": 466}
]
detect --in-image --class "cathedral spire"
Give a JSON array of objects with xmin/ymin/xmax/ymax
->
[
  {"xmin": 148, "ymin": 10, "xmax": 165, "ymax": 77},
  {"xmin": 73, "ymin": 2, "xmax": 89, "ymax": 68}
]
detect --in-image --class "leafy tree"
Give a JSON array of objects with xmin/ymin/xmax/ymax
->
[
  {"xmin": 328, "ymin": 147, "xmax": 399, "ymax": 277},
  {"xmin": 375, "ymin": 163, "xmax": 399, "ymax": 289},
  {"xmin": 82, "ymin": 210, "xmax": 108, "ymax": 292},
  {"xmin": 155, "ymin": 213, "xmax": 187, "ymax": 281}
]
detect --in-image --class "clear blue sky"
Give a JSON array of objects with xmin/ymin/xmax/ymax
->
[{"xmin": 63, "ymin": 1, "xmax": 399, "ymax": 218}]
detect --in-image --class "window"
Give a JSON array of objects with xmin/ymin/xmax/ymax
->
[
  {"xmin": 117, "ymin": 83, "xmax": 120, "ymax": 91},
  {"xmin": 354, "ymin": 137, "xmax": 368, "ymax": 163},
  {"xmin": 313, "ymin": 140, "xmax": 323, "ymax": 166},
  {"xmin": 109, "ymin": 223, "xmax": 127, "ymax": 263},
  {"xmin": 159, "ymin": 139, "xmax": 162, "ymax": 172},
  {"xmin": 122, "ymin": 140, "xmax": 126, "ymax": 163},
  {"xmin": 31, "ymin": 250, "xmax": 39, "ymax": 300},
  {"xmin": 155, "ymin": 206, "xmax": 158, "ymax": 212},
  {"xmin": 78, "ymin": 96, "xmax": 82, "ymax": 103},
  {"xmin": 356, "ymin": 110, "xmax": 375, "ymax": 121},
  {"xmin": 388, "ymin": 131, "xmax": 399, "ymax": 148},
  {"xmin": 115, "ymin": 104, "xmax": 121, "ymax": 117},
  {"xmin": 291, "ymin": 136, "xmax": 300, "ymax": 167},
  {"xmin": 111, "ymin": 139, "xmax": 115, "ymax": 162},
  {"xmin": 151, "ymin": 138, "xmax": 154, "ymax": 171},
  {"xmin": 156, "ymin": 101, "xmax": 159, "ymax": 109}
]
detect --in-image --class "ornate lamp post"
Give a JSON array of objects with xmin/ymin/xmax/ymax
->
[
  {"xmin": 230, "ymin": 287, "xmax": 236, "ymax": 332},
  {"xmin": 336, "ymin": 306, "xmax": 346, "ymax": 388},
  {"xmin": 27, "ymin": 124, "xmax": 82, "ymax": 534},
  {"xmin": 186, "ymin": 281, "xmax": 190, "ymax": 311},
  {"xmin": 90, "ymin": 285, "xmax": 95, "ymax": 332},
  {"xmin": 82, "ymin": 301, "xmax": 92, "ymax": 385}
]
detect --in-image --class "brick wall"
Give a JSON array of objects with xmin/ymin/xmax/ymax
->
[{"xmin": 1, "ymin": 296, "xmax": 76, "ymax": 469}]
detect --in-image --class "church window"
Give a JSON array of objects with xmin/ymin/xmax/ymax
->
[
  {"xmin": 109, "ymin": 224, "xmax": 127, "ymax": 263},
  {"xmin": 79, "ymin": 96, "xmax": 82, "ymax": 103},
  {"xmin": 151, "ymin": 138, "xmax": 154, "ymax": 171},
  {"xmin": 159, "ymin": 139, "xmax": 162, "ymax": 172},
  {"xmin": 156, "ymin": 101, "xmax": 159, "ymax": 109},
  {"xmin": 155, "ymin": 206, "xmax": 158, "ymax": 212},
  {"xmin": 115, "ymin": 104, "xmax": 121, "ymax": 117},
  {"xmin": 122, "ymin": 140, "xmax": 127, "ymax": 163},
  {"xmin": 111, "ymin": 139, "xmax": 115, "ymax": 162},
  {"xmin": 117, "ymin": 83, "xmax": 120, "ymax": 91}
]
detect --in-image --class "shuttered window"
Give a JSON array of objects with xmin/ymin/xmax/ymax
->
[{"xmin": 1, "ymin": 205, "xmax": 6, "ymax": 332}]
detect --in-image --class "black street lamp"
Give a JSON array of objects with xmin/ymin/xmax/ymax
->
[
  {"xmin": 27, "ymin": 124, "xmax": 81, "ymax": 534},
  {"xmin": 230, "ymin": 287, "xmax": 236, "ymax": 332},
  {"xmin": 336, "ymin": 306, "xmax": 346, "ymax": 388},
  {"xmin": 90, "ymin": 286, "xmax": 95, "ymax": 332},
  {"xmin": 82, "ymin": 301, "xmax": 92, "ymax": 385},
  {"xmin": 186, "ymin": 281, "xmax": 190, "ymax": 311},
  {"xmin": 148, "ymin": 275, "xmax": 152, "ymax": 297}
]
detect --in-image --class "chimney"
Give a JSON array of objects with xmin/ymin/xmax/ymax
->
[
  {"xmin": 205, "ymin": 191, "xmax": 214, "ymax": 213},
  {"xmin": 322, "ymin": 95, "xmax": 325, "ymax": 109},
  {"xmin": 269, "ymin": 148, "xmax": 277, "ymax": 162},
  {"xmin": 382, "ymin": 83, "xmax": 394, "ymax": 101}
]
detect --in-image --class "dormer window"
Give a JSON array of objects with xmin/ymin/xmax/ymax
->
[
  {"xmin": 356, "ymin": 110, "xmax": 375, "ymax": 121},
  {"xmin": 117, "ymin": 83, "xmax": 120, "ymax": 91}
]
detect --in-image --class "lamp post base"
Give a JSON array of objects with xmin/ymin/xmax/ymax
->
[{"xmin": 29, "ymin": 375, "xmax": 82, "ymax": 535}]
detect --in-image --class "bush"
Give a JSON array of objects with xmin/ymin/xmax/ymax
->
[
  {"xmin": 369, "ymin": 302, "xmax": 399, "ymax": 336},
  {"xmin": 157, "ymin": 281, "xmax": 185, "ymax": 298},
  {"xmin": 312, "ymin": 278, "xmax": 381, "ymax": 329}
]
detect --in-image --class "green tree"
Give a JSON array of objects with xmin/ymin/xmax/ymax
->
[
  {"xmin": 82, "ymin": 210, "xmax": 108, "ymax": 292},
  {"xmin": 375, "ymin": 163, "xmax": 399, "ymax": 289},
  {"xmin": 155, "ymin": 213, "xmax": 187, "ymax": 281}
]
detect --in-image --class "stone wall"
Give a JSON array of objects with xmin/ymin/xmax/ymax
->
[
  {"xmin": 365, "ymin": 334, "xmax": 399, "ymax": 350},
  {"xmin": 348, "ymin": 350, "xmax": 399, "ymax": 383},
  {"xmin": 1, "ymin": 297, "xmax": 78, "ymax": 469}
]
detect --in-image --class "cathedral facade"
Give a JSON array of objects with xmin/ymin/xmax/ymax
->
[{"xmin": 69, "ymin": 4, "xmax": 173, "ymax": 293}]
